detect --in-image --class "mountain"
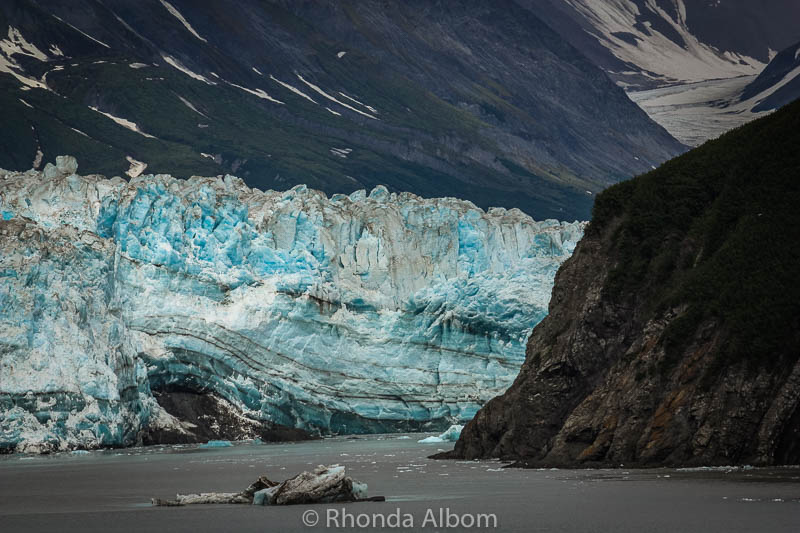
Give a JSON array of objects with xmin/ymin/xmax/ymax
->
[
  {"xmin": 444, "ymin": 98, "xmax": 800, "ymax": 467},
  {"xmin": 628, "ymin": 39, "xmax": 800, "ymax": 146},
  {"xmin": 522, "ymin": 0, "xmax": 800, "ymax": 89},
  {"xmin": 741, "ymin": 40, "xmax": 800, "ymax": 112},
  {"xmin": 0, "ymin": 0, "xmax": 684, "ymax": 222},
  {"xmin": 0, "ymin": 156, "xmax": 582, "ymax": 453}
]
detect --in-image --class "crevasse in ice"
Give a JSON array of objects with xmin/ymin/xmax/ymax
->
[{"xmin": 0, "ymin": 156, "xmax": 584, "ymax": 452}]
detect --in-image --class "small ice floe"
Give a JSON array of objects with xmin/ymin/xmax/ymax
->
[
  {"xmin": 152, "ymin": 464, "xmax": 384, "ymax": 506},
  {"xmin": 129, "ymin": 62, "xmax": 148, "ymax": 69},
  {"xmin": 337, "ymin": 51, "xmax": 346, "ymax": 58},
  {"xmin": 199, "ymin": 440, "xmax": 233, "ymax": 448},
  {"xmin": 70, "ymin": 450, "xmax": 90, "ymax": 455},
  {"xmin": 418, "ymin": 424, "xmax": 463, "ymax": 443}
]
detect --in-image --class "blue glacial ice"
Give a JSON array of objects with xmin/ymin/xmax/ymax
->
[
  {"xmin": 418, "ymin": 424, "xmax": 463, "ymax": 443},
  {"xmin": 199, "ymin": 440, "xmax": 233, "ymax": 448},
  {"xmin": 0, "ymin": 156, "xmax": 583, "ymax": 452}
]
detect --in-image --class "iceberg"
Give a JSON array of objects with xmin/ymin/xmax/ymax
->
[
  {"xmin": 152, "ymin": 464, "xmax": 377, "ymax": 506},
  {"xmin": 198, "ymin": 440, "xmax": 233, "ymax": 448},
  {"xmin": 0, "ymin": 156, "xmax": 584, "ymax": 452},
  {"xmin": 418, "ymin": 424, "xmax": 463, "ymax": 443}
]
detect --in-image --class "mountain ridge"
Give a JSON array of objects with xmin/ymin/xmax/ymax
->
[{"xmin": 0, "ymin": 0, "xmax": 685, "ymax": 221}]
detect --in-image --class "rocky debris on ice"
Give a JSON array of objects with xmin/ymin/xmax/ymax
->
[
  {"xmin": 152, "ymin": 465, "xmax": 382, "ymax": 506},
  {"xmin": 418, "ymin": 424, "xmax": 463, "ymax": 443}
]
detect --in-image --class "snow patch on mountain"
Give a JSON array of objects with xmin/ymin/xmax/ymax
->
[
  {"xmin": 226, "ymin": 81, "xmax": 284, "ymax": 104},
  {"xmin": 51, "ymin": 15, "xmax": 110, "ymax": 49},
  {"xmin": 125, "ymin": 156, "xmax": 147, "ymax": 178},
  {"xmin": 270, "ymin": 75, "xmax": 318, "ymax": 104},
  {"xmin": 296, "ymin": 74, "xmax": 378, "ymax": 119},
  {"xmin": 563, "ymin": 0, "xmax": 764, "ymax": 85},
  {"xmin": 177, "ymin": 95, "xmax": 208, "ymax": 118},
  {"xmin": 162, "ymin": 54, "xmax": 216, "ymax": 85},
  {"xmin": 158, "ymin": 0, "xmax": 207, "ymax": 43},
  {"xmin": 89, "ymin": 106, "xmax": 156, "ymax": 139}
]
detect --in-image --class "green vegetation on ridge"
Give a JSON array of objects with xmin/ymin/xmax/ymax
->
[{"xmin": 591, "ymin": 98, "xmax": 800, "ymax": 368}]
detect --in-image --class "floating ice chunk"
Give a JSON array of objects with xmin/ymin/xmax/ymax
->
[
  {"xmin": 418, "ymin": 424, "xmax": 463, "ymax": 443},
  {"xmin": 199, "ymin": 440, "xmax": 233, "ymax": 448}
]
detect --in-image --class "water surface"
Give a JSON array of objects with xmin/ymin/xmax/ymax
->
[{"xmin": 1, "ymin": 434, "xmax": 798, "ymax": 532}]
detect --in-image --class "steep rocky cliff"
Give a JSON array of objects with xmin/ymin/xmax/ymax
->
[{"xmin": 446, "ymin": 99, "xmax": 800, "ymax": 467}]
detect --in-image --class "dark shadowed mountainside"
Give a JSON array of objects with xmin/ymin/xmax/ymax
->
[{"xmin": 0, "ymin": 0, "xmax": 685, "ymax": 220}]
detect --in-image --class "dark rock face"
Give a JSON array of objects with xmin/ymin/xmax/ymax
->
[
  {"xmin": 445, "ymin": 99, "xmax": 800, "ymax": 467},
  {"xmin": 142, "ymin": 390, "xmax": 312, "ymax": 445}
]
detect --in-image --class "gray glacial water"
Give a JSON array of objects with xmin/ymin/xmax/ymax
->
[{"xmin": 1, "ymin": 434, "xmax": 798, "ymax": 532}]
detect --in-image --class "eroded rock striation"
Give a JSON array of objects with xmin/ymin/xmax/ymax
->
[
  {"xmin": 0, "ymin": 157, "xmax": 582, "ymax": 452},
  {"xmin": 446, "ymin": 99, "xmax": 800, "ymax": 467}
]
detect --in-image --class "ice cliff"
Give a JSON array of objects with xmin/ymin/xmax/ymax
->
[{"xmin": 0, "ymin": 156, "xmax": 583, "ymax": 452}]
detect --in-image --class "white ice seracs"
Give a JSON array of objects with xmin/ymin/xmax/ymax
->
[
  {"xmin": 0, "ymin": 156, "xmax": 584, "ymax": 451},
  {"xmin": 418, "ymin": 424, "xmax": 463, "ymax": 443}
]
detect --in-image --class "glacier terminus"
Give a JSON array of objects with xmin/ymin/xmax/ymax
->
[{"xmin": 0, "ymin": 156, "xmax": 583, "ymax": 453}]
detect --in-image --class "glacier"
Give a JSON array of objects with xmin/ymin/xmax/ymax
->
[{"xmin": 0, "ymin": 156, "xmax": 583, "ymax": 452}]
